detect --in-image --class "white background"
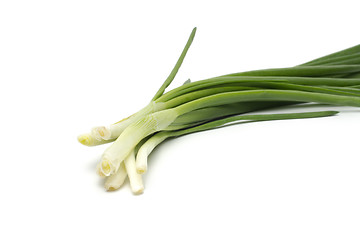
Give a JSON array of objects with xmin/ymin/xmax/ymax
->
[{"xmin": 1, "ymin": 0, "xmax": 360, "ymax": 239}]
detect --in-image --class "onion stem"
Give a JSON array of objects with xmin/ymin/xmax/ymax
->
[
  {"xmin": 136, "ymin": 110, "xmax": 338, "ymax": 174},
  {"xmin": 124, "ymin": 151, "xmax": 144, "ymax": 194}
]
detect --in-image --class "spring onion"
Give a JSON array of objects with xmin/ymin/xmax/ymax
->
[{"xmin": 78, "ymin": 28, "xmax": 360, "ymax": 194}]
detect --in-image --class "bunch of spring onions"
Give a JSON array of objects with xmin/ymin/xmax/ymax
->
[{"xmin": 78, "ymin": 28, "xmax": 360, "ymax": 194}]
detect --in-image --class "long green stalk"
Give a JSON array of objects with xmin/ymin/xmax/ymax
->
[
  {"xmin": 151, "ymin": 27, "xmax": 197, "ymax": 101},
  {"xmin": 163, "ymin": 81, "xmax": 360, "ymax": 109},
  {"xmin": 135, "ymin": 110, "xmax": 338, "ymax": 173},
  {"xmin": 325, "ymin": 86, "xmax": 360, "ymax": 95},
  {"xmin": 300, "ymin": 44, "xmax": 360, "ymax": 66},
  {"xmin": 224, "ymin": 65, "xmax": 360, "ymax": 77},
  {"xmin": 211, "ymin": 82, "xmax": 360, "ymax": 97},
  {"xmin": 318, "ymin": 53, "xmax": 360, "ymax": 66},
  {"xmin": 345, "ymin": 72, "xmax": 360, "ymax": 78},
  {"xmin": 157, "ymin": 75, "xmax": 360, "ymax": 102},
  {"xmin": 174, "ymin": 89, "xmax": 360, "ymax": 115},
  {"xmin": 169, "ymin": 101, "xmax": 297, "ymax": 127}
]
